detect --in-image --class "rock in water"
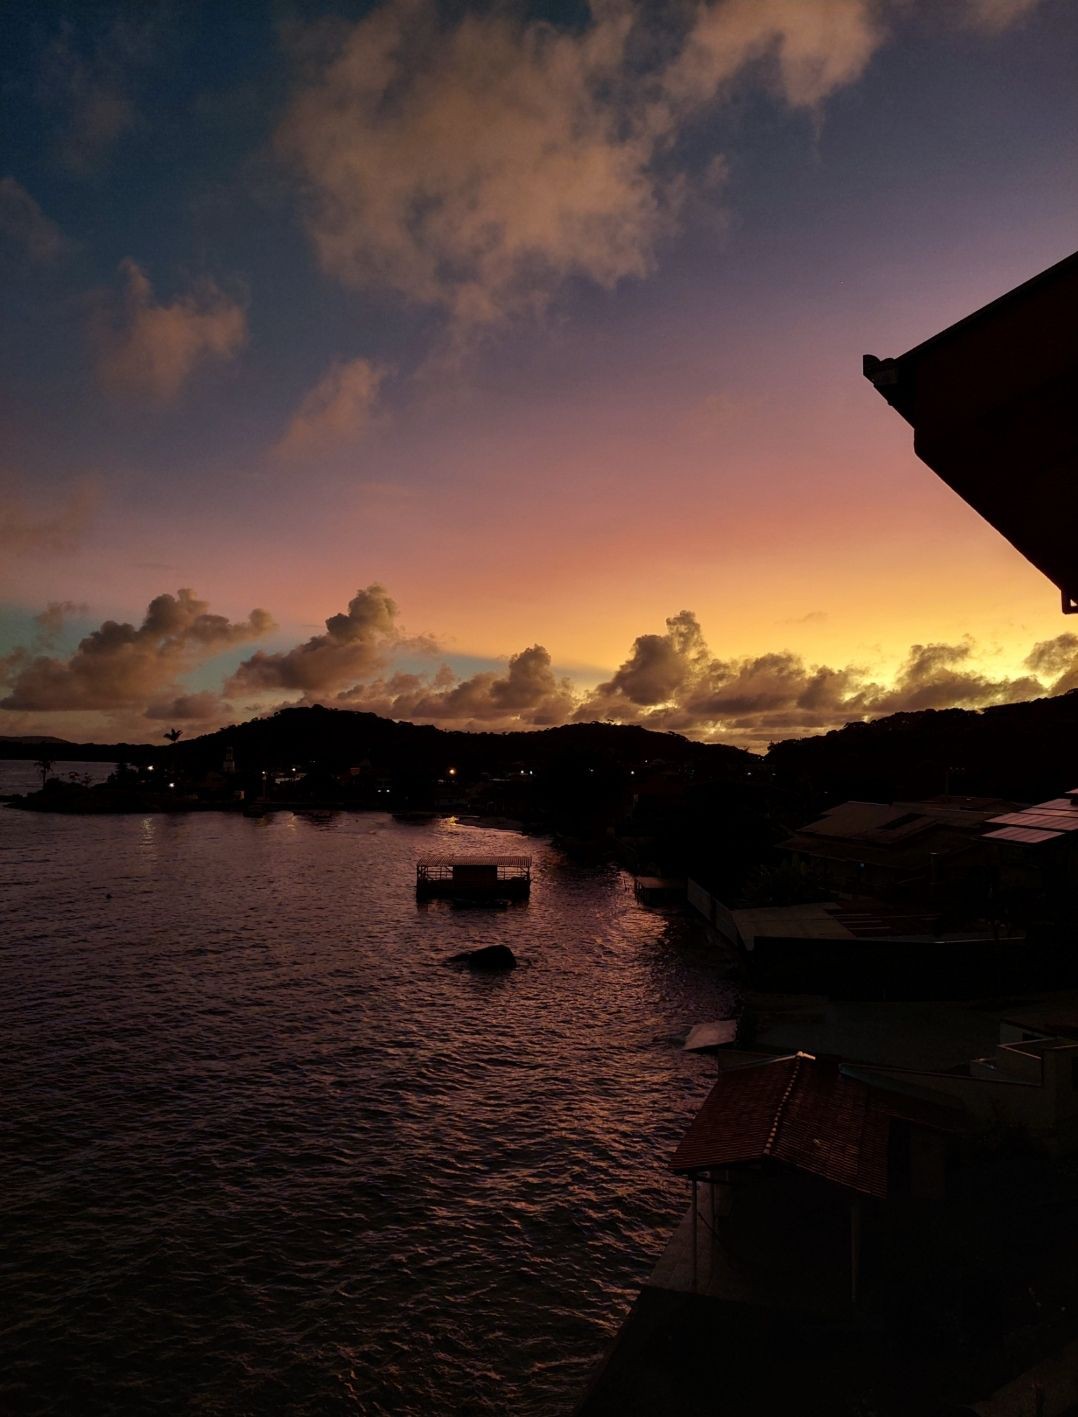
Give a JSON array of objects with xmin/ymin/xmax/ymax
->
[{"xmin": 447, "ymin": 944, "xmax": 517, "ymax": 971}]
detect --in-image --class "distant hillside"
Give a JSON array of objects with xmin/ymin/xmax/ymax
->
[
  {"xmin": 765, "ymin": 691, "xmax": 1078, "ymax": 805},
  {"xmin": 170, "ymin": 706, "xmax": 754, "ymax": 778},
  {"xmin": 7, "ymin": 691, "xmax": 1078, "ymax": 808},
  {"xmin": 0, "ymin": 736, "xmax": 149, "ymax": 761},
  {"xmin": 0, "ymin": 709, "xmax": 754, "ymax": 775},
  {"xmin": 0, "ymin": 734, "xmax": 81, "ymax": 745}
]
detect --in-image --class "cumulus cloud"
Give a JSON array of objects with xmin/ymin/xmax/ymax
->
[
  {"xmin": 275, "ymin": 357, "xmax": 386, "ymax": 457},
  {"xmin": 0, "ymin": 478, "xmax": 99, "ymax": 557},
  {"xmin": 5, "ymin": 585, "xmax": 1076, "ymax": 747},
  {"xmin": 1025, "ymin": 633, "xmax": 1078, "ymax": 694},
  {"xmin": 226, "ymin": 584, "xmax": 421, "ymax": 695},
  {"xmin": 1, "ymin": 589, "xmax": 274, "ymax": 714},
  {"xmin": 277, "ymin": 0, "xmax": 897, "ymax": 336},
  {"xmin": 276, "ymin": 0, "xmax": 1051, "ymax": 345},
  {"xmin": 330, "ymin": 644, "xmax": 578, "ymax": 729},
  {"xmin": 256, "ymin": 612, "xmax": 1058, "ymax": 747},
  {"xmin": 573, "ymin": 611, "xmax": 1050, "ymax": 746},
  {"xmin": 278, "ymin": 2, "xmax": 664, "ymax": 331},
  {"xmin": 236, "ymin": 602, "xmax": 1066, "ymax": 747},
  {"xmin": 868, "ymin": 639, "xmax": 1041, "ymax": 714},
  {"xmin": 98, "ymin": 260, "xmax": 247, "ymax": 401},
  {"xmin": 144, "ymin": 691, "xmax": 233, "ymax": 723},
  {"xmin": 597, "ymin": 609, "xmax": 710, "ymax": 707},
  {"xmin": 0, "ymin": 179, "xmax": 70, "ymax": 263},
  {"xmin": 269, "ymin": 646, "xmax": 574, "ymax": 732}
]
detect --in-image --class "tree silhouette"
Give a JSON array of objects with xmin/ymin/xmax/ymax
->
[
  {"xmin": 34, "ymin": 757, "xmax": 54, "ymax": 791},
  {"xmin": 162, "ymin": 728, "xmax": 183, "ymax": 787}
]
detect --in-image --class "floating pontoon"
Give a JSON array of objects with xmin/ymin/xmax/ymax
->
[{"xmin": 416, "ymin": 855, "xmax": 532, "ymax": 901}]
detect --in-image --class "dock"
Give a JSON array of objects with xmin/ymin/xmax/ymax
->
[
  {"xmin": 633, "ymin": 876, "xmax": 684, "ymax": 907},
  {"xmin": 416, "ymin": 854, "xmax": 531, "ymax": 901}
]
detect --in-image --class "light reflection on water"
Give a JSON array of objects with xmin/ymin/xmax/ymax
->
[{"xmin": 1, "ymin": 799, "xmax": 735, "ymax": 1415}]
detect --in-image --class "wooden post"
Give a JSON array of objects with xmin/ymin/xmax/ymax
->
[
  {"xmin": 709, "ymin": 1174, "xmax": 717, "ymax": 1284},
  {"xmin": 691, "ymin": 1178, "xmax": 699, "ymax": 1293}
]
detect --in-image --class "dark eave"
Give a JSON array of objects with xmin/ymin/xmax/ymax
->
[{"xmin": 864, "ymin": 248, "xmax": 1078, "ymax": 610}]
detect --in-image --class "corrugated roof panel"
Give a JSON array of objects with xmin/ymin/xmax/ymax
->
[
  {"xmin": 985, "ymin": 826, "xmax": 1064, "ymax": 844},
  {"xmin": 990, "ymin": 811, "xmax": 1078, "ymax": 832},
  {"xmin": 416, "ymin": 855, "xmax": 531, "ymax": 867},
  {"xmin": 1025, "ymin": 814, "xmax": 1078, "ymax": 831}
]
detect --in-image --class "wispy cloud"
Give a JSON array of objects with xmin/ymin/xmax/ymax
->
[
  {"xmin": 98, "ymin": 260, "xmax": 247, "ymax": 402},
  {"xmin": 275, "ymin": 357, "xmax": 386, "ymax": 458},
  {"xmin": 33, "ymin": 600, "xmax": 89, "ymax": 649},
  {"xmin": 277, "ymin": 1, "xmax": 884, "ymax": 338},
  {"xmin": 276, "ymin": 0, "xmax": 1050, "ymax": 355},
  {"xmin": 40, "ymin": 13, "xmax": 160, "ymax": 173},
  {"xmin": 964, "ymin": 0, "xmax": 1042, "ymax": 33},
  {"xmin": 0, "ymin": 478, "xmax": 100, "ymax": 558},
  {"xmin": 781, "ymin": 610, "xmax": 829, "ymax": 626},
  {"xmin": 0, "ymin": 179, "xmax": 70, "ymax": 264}
]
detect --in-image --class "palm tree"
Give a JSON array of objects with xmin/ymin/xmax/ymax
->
[
  {"xmin": 34, "ymin": 757, "xmax": 54, "ymax": 791},
  {"xmin": 163, "ymin": 728, "xmax": 182, "ymax": 787}
]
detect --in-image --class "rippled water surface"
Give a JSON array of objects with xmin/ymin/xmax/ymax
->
[{"xmin": 1, "ymin": 770, "xmax": 734, "ymax": 1415}]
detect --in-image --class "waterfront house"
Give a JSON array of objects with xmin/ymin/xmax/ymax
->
[
  {"xmin": 780, "ymin": 795, "xmax": 1016, "ymax": 905},
  {"xmin": 855, "ymin": 1018, "xmax": 1078, "ymax": 1157},
  {"xmin": 685, "ymin": 889, "xmax": 1045, "ymax": 998},
  {"xmin": 982, "ymin": 788, "xmax": 1078, "ymax": 922},
  {"xmin": 664, "ymin": 1051, "xmax": 959, "ymax": 1307},
  {"xmin": 717, "ymin": 1003, "xmax": 1078, "ymax": 1157}
]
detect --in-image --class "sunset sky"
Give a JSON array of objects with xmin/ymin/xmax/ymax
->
[{"xmin": 3, "ymin": 0, "xmax": 1078, "ymax": 748}]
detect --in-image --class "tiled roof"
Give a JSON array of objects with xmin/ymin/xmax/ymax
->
[{"xmin": 670, "ymin": 1053, "xmax": 953, "ymax": 1198}]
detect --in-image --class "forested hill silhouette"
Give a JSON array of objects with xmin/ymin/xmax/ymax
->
[
  {"xmin": 174, "ymin": 706, "xmax": 753, "ymax": 778},
  {"xmin": 6, "ymin": 692, "xmax": 1078, "ymax": 807},
  {"xmin": 767, "ymin": 690, "xmax": 1078, "ymax": 805},
  {"xmin": 0, "ymin": 708, "xmax": 752, "ymax": 776}
]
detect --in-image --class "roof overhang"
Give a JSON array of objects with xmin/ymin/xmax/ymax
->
[{"xmin": 865, "ymin": 249, "xmax": 1078, "ymax": 611}]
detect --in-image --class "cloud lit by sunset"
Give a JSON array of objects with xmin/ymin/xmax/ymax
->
[{"xmin": 4, "ymin": 0, "xmax": 1078, "ymax": 748}]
